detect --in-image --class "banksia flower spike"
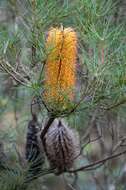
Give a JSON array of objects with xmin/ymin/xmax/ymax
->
[
  {"xmin": 43, "ymin": 118, "xmax": 80, "ymax": 174},
  {"xmin": 44, "ymin": 27, "xmax": 77, "ymax": 111}
]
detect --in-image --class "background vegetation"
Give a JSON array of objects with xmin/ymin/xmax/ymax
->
[{"xmin": 0, "ymin": 0, "xmax": 126, "ymax": 189}]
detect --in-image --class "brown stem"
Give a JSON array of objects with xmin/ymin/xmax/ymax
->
[
  {"xmin": 40, "ymin": 117, "xmax": 55, "ymax": 140},
  {"xmin": 68, "ymin": 149, "xmax": 126, "ymax": 173}
]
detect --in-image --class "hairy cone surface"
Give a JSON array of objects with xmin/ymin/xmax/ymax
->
[
  {"xmin": 25, "ymin": 115, "xmax": 45, "ymax": 175},
  {"xmin": 44, "ymin": 118, "xmax": 80, "ymax": 174}
]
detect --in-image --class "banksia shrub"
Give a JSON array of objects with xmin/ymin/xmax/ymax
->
[
  {"xmin": 43, "ymin": 118, "xmax": 80, "ymax": 174},
  {"xmin": 44, "ymin": 27, "xmax": 77, "ymax": 111}
]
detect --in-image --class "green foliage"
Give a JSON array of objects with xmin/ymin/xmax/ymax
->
[{"xmin": 0, "ymin": 0, "xmax": 126, "ymax": 190}]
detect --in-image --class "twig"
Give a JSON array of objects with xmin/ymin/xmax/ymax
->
[
  {"xmin": 105, "ymin": 99, "xmax": 126, "ymax": 111},
  {"xmin": 40, "ymin": 117, "xmax": 55, "ymax": 140},
  {"xmin": 24, "ymin": 168, "xmax": 55, "ymax": 183},
  {"xmin": 0, "ymin": 58, "xmax": 30, "ymax": 87},
  {"xmin": 82, "ymin": 134, "xmax": 102, "ymax": 150},
  {"xmin": 112, "ymin": 136, "xmax": 126, "ymax": 152},
  {"xmin": 67, "ymin": 149, "xmax": 126, "ymax": 173}
]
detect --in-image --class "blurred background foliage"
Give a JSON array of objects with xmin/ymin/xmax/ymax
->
[{"xmin": 0, "ymin": 0, "xmax": 126, "ymax": 189}]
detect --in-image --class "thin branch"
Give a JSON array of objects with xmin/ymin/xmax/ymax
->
[
  {"xmin": 112, "ymin": 136, "xmax": 126, "ymax": 153},
  {"xmin": 67, "ymin": 149, "xmax": 126, "ymax": 173},
  {"xmin": 24, "ymin": 168, "xmax": 55, "ymax": 183},
  {"xmin": 105, "ymin": 99, "xmax": 126, "ymax": 111},
  {"xmin": 0, "ymin": 58, "xmax": 31, "ymax": 87},
  {"xmin": 40, "ymin": 117, "xmax": 55, "ymax": 140},
  {"xmin": 82, "ymin": 134, "xmax": 102, "ymax": 150},
  {"xmin": 83, "ymin": 162, "xmax": 105, "ymax": 171}
]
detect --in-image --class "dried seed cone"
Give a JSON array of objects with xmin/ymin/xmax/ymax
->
[
  {"xmin": 25, "ymin": 115, "xmax": 45, "ymax": 175},
  {"xmin": 44, "ymin": 118, "xmax": 80, "ymax": 174},
  {"xmin": 44, "ymin": 27, "xmax": 77, "ymax": 110}
]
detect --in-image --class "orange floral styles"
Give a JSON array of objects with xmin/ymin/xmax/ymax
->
[{"xmin": 44, "ymin": 27, "xmax": 77, "ymax": 110}]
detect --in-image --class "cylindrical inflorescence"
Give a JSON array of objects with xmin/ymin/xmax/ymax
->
[
  {"xmin": 44, "ymin": 27, "xmax": 77, "ymax": 110},
  {"xmin": 43, "ymin": 118, "xmax": 80, "ymax": 174}
]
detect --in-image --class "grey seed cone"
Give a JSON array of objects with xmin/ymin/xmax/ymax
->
[
  {"xmin": 25, "ymin": 116, "xmax": 45, "ymax": 176},
  {"xmin": 44, "ymin": 118, "xmax": 80, "ymax": 174}
]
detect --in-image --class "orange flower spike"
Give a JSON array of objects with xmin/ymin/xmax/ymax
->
[{"xmin": 45, "ymin": 27, "xmax": 77, "ymax": 108}]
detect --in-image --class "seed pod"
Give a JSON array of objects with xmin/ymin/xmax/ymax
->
[
  {"xmin": 25, "ymin": 115, "xmax": 45, "ymax": 175},
  {"xmin": 44, "ymin": 27, "xmax": 77, "ymax": 110},
  {"xmin": 43, "ymin": 118, "xmax": 80, "ymax": 174}
]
